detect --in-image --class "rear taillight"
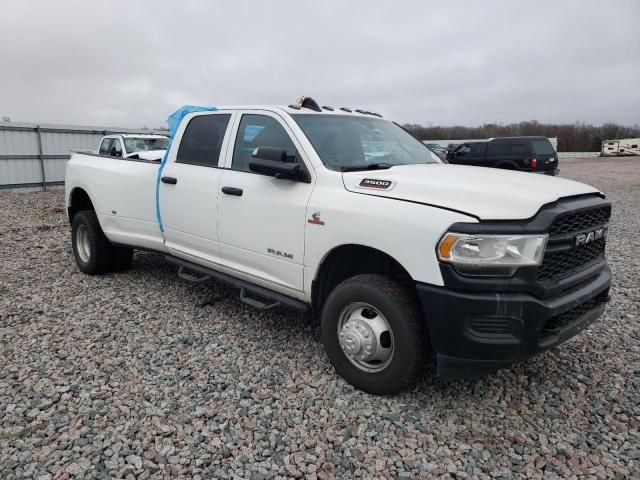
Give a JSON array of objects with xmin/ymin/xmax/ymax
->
[{"xmin": 530, "ymin": 158, "xmax": 537, "ymax": 170}]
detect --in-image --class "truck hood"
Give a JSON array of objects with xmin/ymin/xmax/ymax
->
[
  {"xmin": 125, "ymin": 150, "xmax": 166, "ymax": 161},
  {"xmin": 342, "ymin": 164, "xmax": 600, "ymax": 220}
]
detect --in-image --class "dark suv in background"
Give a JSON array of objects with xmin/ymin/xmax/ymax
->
[{"xmin": 447, "ymin": 136, "xmax": 559, "ymax": 175}]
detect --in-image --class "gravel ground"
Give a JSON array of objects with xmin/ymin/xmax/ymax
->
[{"xmin": 1, "ymin": 157, "xmax": 639, "ymax": 479}]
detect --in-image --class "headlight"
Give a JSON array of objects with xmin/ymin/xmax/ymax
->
[{"xmin": 437, "ymin": 233, "xmax": 548, "ymax": 276}]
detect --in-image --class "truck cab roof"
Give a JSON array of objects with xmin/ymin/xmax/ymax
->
[
  {"xmin": 104, "ymin": 133, "xmax": 168, "ymax": 139},
  {"xmin": 488, "ymin": 136, "xmax": 549, "ymax": 143},
  {"xmin": 213, "ymin": 97, "xmax": 382, "ymax": 118},
  {"xmin": 213, "ymin": 105, "xmax": 381, "ymax": 118}
]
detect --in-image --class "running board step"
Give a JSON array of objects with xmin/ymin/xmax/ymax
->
[
  {"xmin": 240, "ymin": 288, "xmax": 279, "ymax": 310},
  {"xmin": 178, "ymin": 266, "xmax": 209, "ymax": 283},
  {"xmin": 165, "ymin": 255, "xmax": 308, "ymax": 313}
]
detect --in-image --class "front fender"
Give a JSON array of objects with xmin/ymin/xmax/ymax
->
[{"xmin": 303, "ymin": 177, "xmax": 477, "ymax": 295}]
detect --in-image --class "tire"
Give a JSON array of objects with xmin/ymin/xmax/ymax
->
[
  {"xmin": 110, "ymin": 247, "xmax": 134, "ymax": 272},
  {"xmin": 321, "ymin": 274, "xmax": 429, "ymax": 395},
  {"xmin": 71, "ymin": 210, "xmax": 113, "ymax": 275}
]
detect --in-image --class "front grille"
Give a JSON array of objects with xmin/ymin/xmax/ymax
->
[
  {"xmin": 548, "ymin": 206, "xmax": 611, "ymax": 236},
  {"xmin": 537, "ymin": 239, "xmax": 606, "ymax": 281},
  {"xmin": 540, "ymin": 291, "xmax": 608, "ymax": 340},
  {"xmin": 537, "ymin": 205, "xmax": 611, "ymax": 282}
]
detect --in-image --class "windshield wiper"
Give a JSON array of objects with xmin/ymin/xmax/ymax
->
[{"xmin": 340, "ymin": 162, "xmax": 394, "ymax": 172}]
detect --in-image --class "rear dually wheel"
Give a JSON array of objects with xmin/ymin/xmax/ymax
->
[{"xmin": 71, "ymin": 210, "xmax": 113, "ymax": 275}]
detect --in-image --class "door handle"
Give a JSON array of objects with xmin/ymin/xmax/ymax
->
[
  {"xmin": 221, "ymin": 186, "xmax": 243, "ymax": 196},
  {"xmin": 161, "ymin": 176, "xmax": 177, "ymax": 184}
]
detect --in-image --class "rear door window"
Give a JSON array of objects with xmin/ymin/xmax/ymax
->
[
  {"xmin": 487, "ymin": 143, "xmax": 508, "ymax": 155},
  {"xmin": 176, "ymin": 114, "xmax": 232, "ymax": 167},
  {"xmin": 507, "ymin": 143, "xmax": 529, "ymax": 155},
  {"xmin": 532, "ymin": 139, "xmax": 555, "ymax": 155}
]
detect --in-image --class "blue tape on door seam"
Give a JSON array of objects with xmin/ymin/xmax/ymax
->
[
  {"xmin": 156, "ymin": 105, "xmax": 218, "ymax": 234},
  {"xmin": 155, "ymin": 149, "xmax": 169, "ymax": 232}
]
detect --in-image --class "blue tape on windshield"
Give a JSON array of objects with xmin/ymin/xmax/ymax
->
[{"xmin": 156, "ymin": 105, "xmax": 217, "ymax": 233}]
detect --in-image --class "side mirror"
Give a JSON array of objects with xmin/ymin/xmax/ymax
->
[
  {"xmin": 249, "ymin": 147, "xmax": 300, "ymax": 179},
  {"xmin": 252, "ymin": 146, "xmax": 287, "ymax": 162}
]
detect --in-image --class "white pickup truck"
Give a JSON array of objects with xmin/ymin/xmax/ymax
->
[
  {"xmin": 65, "ymin": 97, "xmax": 611, "ymax": 394},
  {"xmin": 98, "ymin": 133, "xmax": 169, "ymax": 161}
]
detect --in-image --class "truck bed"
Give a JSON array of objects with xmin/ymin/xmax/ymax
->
[{"xmin": 66, "ymin": 152, "xmax": 167, "ymax": 252}]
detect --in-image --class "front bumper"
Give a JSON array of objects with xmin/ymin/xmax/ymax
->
[{"xmin": 416, "ymin": 264, "xmax": 611, "ymax": 379}]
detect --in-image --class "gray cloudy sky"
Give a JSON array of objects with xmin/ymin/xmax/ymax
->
[{"xmin": 1, "ymin": 0, "xmax": 638, "ymax": 128}]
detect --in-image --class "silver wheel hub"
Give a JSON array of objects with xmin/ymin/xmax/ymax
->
[
  {"xmin": 340, "ymin": 318, "xmax": 377, "ymax": 361},
  {"xmin": 76, "ymin": 224, "xmax": 91, "ymax": 263},
  {"xmin": 337, "ymin": 303, "xmax": 394, "ymax": 372}
]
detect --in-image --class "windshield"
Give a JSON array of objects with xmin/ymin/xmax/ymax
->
[
  {"xmin": 123, "ymin": 137, "xmax": 169, "ymax": 153},
  {"xmin": 293, "ymin": 115, "xmax": 442, "ymax": 170}
]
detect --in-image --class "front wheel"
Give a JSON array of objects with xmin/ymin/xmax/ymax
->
[{"xmin": 321, "ymin": 274, "xmax": 429, "ymax": 395}]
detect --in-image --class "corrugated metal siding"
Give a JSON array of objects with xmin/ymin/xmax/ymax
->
[
  {"xmin": 0, "ymin": 121, "xmax": 167, "ymax": 191},
  {"xmin": 44, "ymin": 158, "xmax": 68, "ymax": 181},
  {"xmin": 40, "ymin": 131, "xmax": 102, "ymax": 154},
  {"xmin": 0, "ymin": 129, "xmax": 39, "ymax": 155},
  {"xmin": 0, "ymin": 158, "xmax": 38, "ymax": 184}
]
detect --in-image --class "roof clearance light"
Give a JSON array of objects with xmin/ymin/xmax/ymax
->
[{"xmin": 295, "ymin": 96, "xmax": 322, "ymax": 112}]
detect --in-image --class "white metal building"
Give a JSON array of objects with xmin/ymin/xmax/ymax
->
[{"xmin": 0, "ymin": 121, "xmax": 166, "ymax": 191}]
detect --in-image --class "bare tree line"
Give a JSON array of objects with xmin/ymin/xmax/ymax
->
[{"xmin": 403, "ymin": 121, "xmax": 640, "ymax": 152}]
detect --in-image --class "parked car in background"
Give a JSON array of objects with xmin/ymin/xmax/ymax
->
[
  {"xmin": 423, "ymin": 142, "xmax": 447, "ymax": 159},
  {"xmin": 423, "ymin": 142, "xmax": 444, "ymax": 151},
  {"xmin": 98, "ymin": 134, "xmax": 169, "ymax": 161},
  {"xmin": 446, "ymin": 142, "xmax": 461, "ymax": 153},
  {"xmin": 447, "ymin": 136, "xmax": 559, "ymax": 175}
]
